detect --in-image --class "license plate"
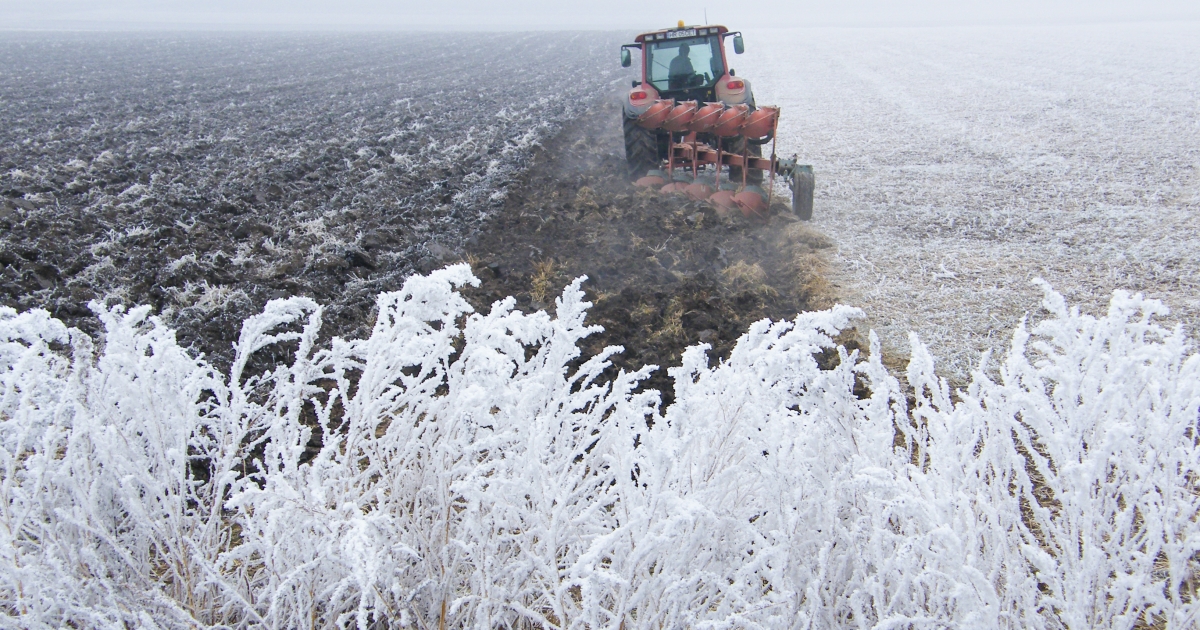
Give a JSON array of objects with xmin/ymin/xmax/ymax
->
[{"xmin": 666, "ymin": 29, "xmax": 697, "ymax": 39}]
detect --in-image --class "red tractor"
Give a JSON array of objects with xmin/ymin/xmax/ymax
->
[{"xmin": 620, "ymin": 23, "xmax": 814, "ymax": 220}]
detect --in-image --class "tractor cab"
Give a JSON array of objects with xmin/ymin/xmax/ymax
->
[{"xmin": 621, "ymin": 24, "xmax": 749, "ymax": 107}]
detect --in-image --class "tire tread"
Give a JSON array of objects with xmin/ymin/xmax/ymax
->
[
  {"xmin": 793, "ymin": 169, "xmax": 814, "ymax": 220},
  {"xmin": 623, "ymin": 117, "xmax": 660, "ymax": 179}
]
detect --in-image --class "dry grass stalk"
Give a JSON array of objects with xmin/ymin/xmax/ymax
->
[
  {"xmin": 574, "ymin": 186, "xmax": 599, "ymax": 213},
  {"xmin": 530, "ymin": 259, "xmax": 557, "ymax": 304},
  {"xmin": 721, "ymin": 260, "xmax": 778, "ymax": 298},
  {"xmin": 653, "ymin": 298, "xmax": 685, "ymax": 341}
]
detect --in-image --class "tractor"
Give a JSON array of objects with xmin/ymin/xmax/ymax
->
[{"xmin": 620, "ymin": 22, "xmax": 814, "ymax": 220}]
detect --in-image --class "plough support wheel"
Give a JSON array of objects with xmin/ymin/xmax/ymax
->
[{"xmin": 791, "ymin": 165, "xmax": 814, "ymax": 221}]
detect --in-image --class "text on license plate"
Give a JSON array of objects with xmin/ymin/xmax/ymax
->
[{"xmin": 666, "ymin": 29, "xmax": 697, "ymax": 39}]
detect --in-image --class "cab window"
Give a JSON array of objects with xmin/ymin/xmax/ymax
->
[{"xmin": 646, "ymin": 36, "xmax": 723, "ymax": 91}]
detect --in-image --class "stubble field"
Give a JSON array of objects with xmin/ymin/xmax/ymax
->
[{"xmin": 751, "ymin": 21, "xmax": 1200, "ymax": 376}]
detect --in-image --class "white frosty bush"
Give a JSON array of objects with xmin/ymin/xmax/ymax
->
[{"xmin": 0, "ymin": 265, "xmax": 1197, "ymax": 628}]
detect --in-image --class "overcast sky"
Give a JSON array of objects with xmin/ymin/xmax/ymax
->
[{"xmin": 2, "ymin": 0, "xmax": 1198, "ymax": 31}]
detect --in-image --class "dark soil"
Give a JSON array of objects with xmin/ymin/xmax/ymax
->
[
  {"xmin": 460, "ymin": 93, "xmax": 842, "ymax": 405},
  {"xmin": 0, "ymin": 32, "xmax": 626, "ymax": 368}
]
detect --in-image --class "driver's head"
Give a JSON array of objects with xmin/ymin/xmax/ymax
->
[{"xmin": 678, "ymin": 43, "xmax": 690, "ymax": 56}]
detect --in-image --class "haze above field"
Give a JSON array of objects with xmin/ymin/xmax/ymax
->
[{"xmin": 2, "ymin": 0, "xmax": 1198, "ymax": 30}]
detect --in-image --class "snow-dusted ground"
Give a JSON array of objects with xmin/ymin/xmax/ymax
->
[{"xmin": 751, "ymin": 22, "xmax": 1200, "ymax": 376}]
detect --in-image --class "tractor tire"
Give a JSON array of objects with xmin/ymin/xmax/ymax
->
[
  {"xmin": 624, "ymin": 116, "xmax": 660, "ymax": 180},
  {"xmin": 792, "ymin": 166, "xmax": 814, "ymax": 221},
  {"xmin": 722, "ymin": 135, "xmax": 764, "ymax": 185}
]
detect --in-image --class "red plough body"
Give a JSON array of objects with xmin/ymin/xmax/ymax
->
[{"xmin": 634, "ymin": 99, "xmax": 782, "ymax": 219}]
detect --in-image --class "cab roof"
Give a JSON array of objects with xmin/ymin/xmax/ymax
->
[{"xmin": 634, "ymin": 25, "xmax": 729, "ymax": 44}]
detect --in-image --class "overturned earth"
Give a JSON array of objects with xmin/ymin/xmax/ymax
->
[{"xmin": 459, "ymin": 96, "xmax": 845, "ymax": 404}]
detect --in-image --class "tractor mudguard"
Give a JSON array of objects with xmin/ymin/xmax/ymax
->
[
  {"xmin": 624, "ymin": 83, "xmax": 659, "ymax": 119},
  {"xmin": 715, "ymin": 74, "xmax": 752, "ymax": 106}
]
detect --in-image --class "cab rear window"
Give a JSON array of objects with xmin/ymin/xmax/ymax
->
[{"xmin": 646, "ymin": 36, "xmax": 723, "ymax": 92}]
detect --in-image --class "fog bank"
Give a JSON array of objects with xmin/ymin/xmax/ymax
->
[{"xmin": 3, "ymin": 0, "xmax": 1198, "ymax": 31}]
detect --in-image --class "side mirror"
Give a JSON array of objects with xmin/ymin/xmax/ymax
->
[
  {"xmin": 733, "ymin": 35, "xmax": 744, "ymax": 54},
  {"xmin": 621, "ymin": 49, "xmax": 631, "ymax": 67}
]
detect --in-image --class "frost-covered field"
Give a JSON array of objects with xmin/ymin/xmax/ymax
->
[
  {"xmin": 751, "ymin": 22, "xmax": 1200, "ymax": 376},
  {"xmin": 2, "ymin": 266, "xmax": 1197, "ymax": 628}
]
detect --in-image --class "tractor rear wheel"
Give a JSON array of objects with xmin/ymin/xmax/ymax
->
[
  {"xmin": 792, "ymin": 166, "xmax": 814, "ymax": 221},
  {"xmin": 624, "ymin": 116, "xmax": 660, "ymax": 180},
  {"xmin": 722, "ymin": 136, "xmax": 763, "ymax": 185}
]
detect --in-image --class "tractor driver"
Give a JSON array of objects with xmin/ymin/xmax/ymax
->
[{"xmin": 668, "ymin": 43, "xmax": 695, "ymax": 89}]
